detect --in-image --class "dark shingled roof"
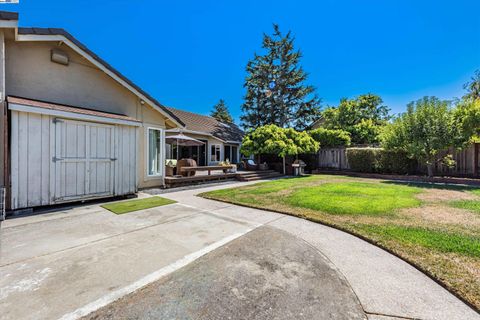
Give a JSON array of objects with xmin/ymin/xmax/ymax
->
[
  {"xmin": 166, "ymin": 107, "xmax": 244, "ymax": 142},
  {"xmin": 0, "ymin": 11, "xmax": 18, "ymax": 20},
  {"xmin": 15, "ymin": 26, "xmax": 185, "ymax": 127}
]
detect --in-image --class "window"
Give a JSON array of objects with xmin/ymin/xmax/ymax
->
[
  {"xmin": 223, "ymin": 145, "xmax": 239, "ymax": 163},
  {"xmin": 148, "ymin": 128, "xmax": 162, "ymax": 176},
  {"xmin": 210, "ymin": 144, "xmax": 221, "ymax": 162},
  {"xmin": 231, "ymin": 146, "xmax": 238, "ymax": 163},
  {"xmin": 224, "ymin": 145, "xmax": 231, "ymax": 162}
]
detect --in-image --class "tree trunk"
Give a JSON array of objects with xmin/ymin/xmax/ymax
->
[
  {"xmin": 427, "ymin": 163, "xmax": 434, "ymax": 178},
  {"xmin": 282, "ymin": 156, "xmax": 286, "ymax": 175}
]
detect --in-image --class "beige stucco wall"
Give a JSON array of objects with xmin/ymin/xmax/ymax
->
[{"xmin": 5, "ymin": 40, "xmax": 171, "ymax": 189}]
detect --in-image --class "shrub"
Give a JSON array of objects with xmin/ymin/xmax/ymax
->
[
  {"xmin": 377, "ymin": 150, "xmax": 417, "ymax": 174},
  {"xmin": 346, "ymin": 147, "xmax": 417, "ymax": 174},
  {"xmin": 346, "ymin": 148, "xmax": 381, "ymax": 173},
  {"xmin": 309, "ymin": 128, "xmax": 351, "ymax": 148}
]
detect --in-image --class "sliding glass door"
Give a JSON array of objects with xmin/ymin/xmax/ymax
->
[{"xmin": 224, "ymin": 145, "xmax": 239, "ymax": 164}]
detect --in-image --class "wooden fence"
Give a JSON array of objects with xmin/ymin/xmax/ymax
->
[
  {"xmin": 318, "ymin": 148, "xmax": 350, "ymax": 170},
  {"xmin": 317, "ymin": 144, "xmax": 480, "ymax": 177}
]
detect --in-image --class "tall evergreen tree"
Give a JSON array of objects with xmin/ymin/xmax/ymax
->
[
  {"xmin": 210, "ymin": 99, "xmax": 234, "ymax": 123},
  {"xmin": 241, "ymin": 24, "xmax": 321, "ymax": 131},
  {"xmin": 463, "ymin": 69, "xmax": 480, "ymax": 101}
]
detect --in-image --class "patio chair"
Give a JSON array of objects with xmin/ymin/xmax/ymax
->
[
  {"xmin": 246, "ymin": 159, "xmax": 259, "ymax": 171},
  {"xmin": 177, "ymin": 158, "xmax": 197, "ymax": 177}
]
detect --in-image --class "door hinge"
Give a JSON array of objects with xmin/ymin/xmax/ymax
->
[
  {"xmin": 52, "ymin": 118, "xmax": 64, "ymax": 124},
  {"xmin": 52, "ymin": 156, "xmax": 64, "ymax": 162},
  {"xmin": 110, "ymin": 158, "xmax": 118, "ymax": 161}
]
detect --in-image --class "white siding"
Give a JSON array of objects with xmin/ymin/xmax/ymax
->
[
  {"xmin": 10, "ymin": 111, "xmax": 51, "ymax": 209},
  {"xmin": 115, "ymin": 125, "xmax": 138, "ymax": 195},
  {"xmin": 10, "ymin": 111, "xmax": 138, "ymax": 209}
]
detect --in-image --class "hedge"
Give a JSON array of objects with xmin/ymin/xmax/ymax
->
[
  {"xmin": 346, "ymin": 147, "xmax": 417, "ymax": 174},
  {"xmin": 309, "ymin": 128, "xmax": 351, "ymax": 148}
]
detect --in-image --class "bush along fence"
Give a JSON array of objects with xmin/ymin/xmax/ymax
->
[{"xmin": 317, "ymin": 144, "xmax": 480, "ymax": 177}]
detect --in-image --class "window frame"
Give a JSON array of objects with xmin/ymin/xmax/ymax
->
[
  {"xmin": 210, "ymin": 144, "xmax": 221, "ymax": 162},
  {"xmin": 146, "ymin": 126, "xmax": 164, "ymax": 178}
]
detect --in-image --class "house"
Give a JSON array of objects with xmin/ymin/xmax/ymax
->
[
  {"xmin": 0, "ymin": 11, "xmax": 238, "ymax": 211},
  {"xmin": 310, "ymin": 116, "xmax": 325, "ymax": 129},
  {"xmin": 165, "ymin": 107, "xmax": 243, "ymax": 166}
]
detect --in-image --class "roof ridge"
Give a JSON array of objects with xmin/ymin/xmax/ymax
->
[{"xmin": 166, "ymin": 106, "xmax": 218, "ymax": 121}]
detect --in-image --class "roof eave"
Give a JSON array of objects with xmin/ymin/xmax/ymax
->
[{"xmin": 15, "ymin": 28, "xmax": 185, "ymax": 128}]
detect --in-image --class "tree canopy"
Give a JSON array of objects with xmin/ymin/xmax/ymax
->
[
  {"xmin": 453, "ymin": 98, "xmax": 480, "ymax": 145},
  {"xmin": 309, "ymin": 128, "xmax": 351, "ymax": 148},
  {"xmin": 241, "ymin": 124, "xmax": 319, "ymax": 158},
  {"xmin": 463, "ymin": 69, "xmax": 480, "ymax": 101},
  {"xmin": 210, "ymin": 99, "xmax": 233, "ymax": 123},
  {"xmin": 241, "ymin": 24, "xmax": 321, "ymax": 131},
  {"xmin": 381, "ymin": 96, "xmax": 461, "ymax": 176},
  {"xmin": 321, "ymin": 93, "xmax": 390, "ymax": 144}
]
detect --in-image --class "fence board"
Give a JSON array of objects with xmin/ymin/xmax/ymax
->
[{"xmin": 317, "ymin": 144, "xmax": 480, "ymax": 177}]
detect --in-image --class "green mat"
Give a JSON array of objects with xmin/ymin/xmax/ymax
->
[{"xmin": 102, "ymin": 196, "xmax": 177, "ymax": 214}]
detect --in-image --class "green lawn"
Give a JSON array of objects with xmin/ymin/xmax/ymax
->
[
  {"xmin": 200, "ymin": 175, "xmax": 480, "ymax": 309},
  {"xmin": 102, "ymin": 196, "xmax": 177, "ymax": 214},
  {"xmin": 286, "ymin": 182, "xmax": 420, "ymax": 215},
  {"xmin": 451, "ymin": 200, "xmax": 480, "ymax": 214}
]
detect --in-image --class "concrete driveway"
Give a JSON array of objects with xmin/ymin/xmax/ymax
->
[
  {"xmin": 84, "ymin": 226, "xmax": 365, "ymax": 320},
  {"xmin": 1, "ymin": 181, "xmax": 479, "ymax": 320},
  {"xmin": 0, "ymin": 197, "xmax": 256, "ymax": 319}
]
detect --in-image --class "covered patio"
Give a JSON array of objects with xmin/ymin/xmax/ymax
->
[{"xmin": 164, "ymin": 133, "xmax": 243, "ymax": 187}]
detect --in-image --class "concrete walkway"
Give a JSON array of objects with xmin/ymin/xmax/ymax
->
[
  {"xmin": 84, "ymin": 226, "xmax": 366, "ymax": 320},
  {"xmin": 1, "ymin": 180, "xmax": 478, "ymax": 320},
  {"xmin": 157, "ymin": 182, "xmax": 479, "ymax": 320}
]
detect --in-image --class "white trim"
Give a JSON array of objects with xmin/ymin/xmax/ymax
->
[
  {"xmin": 166, "ymin": 129, "xmax": 242, "ymax": 145},
  {"xmin": 145, "ymin": 126, "xmax": 164, "ymax": 179},
  {"xmin": 0, "ymin": 20, "xmax": 18, "ymax": 28},
  {"xmin": 166, "ymin": 128, "xmax": 226, "ymax": 142},
  {"xmin": 8, "ymin": 103, "xmax": 141, "ymax": 127},
  {"xmin": 15, "ymin": 33, "xmax": 184, "ymax": 129},
  {"xmin": 210, "ymin": 144, "xmax": 222, "ymax": 163}
]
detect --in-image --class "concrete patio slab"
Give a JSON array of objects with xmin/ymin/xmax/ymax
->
[
  {"xmin": 83, "ymin": 226, "xmax": 366, "ymax": 320},
  {"xmin": 0, "ymin": 201, "xmax": 256, "ymax": 320}
]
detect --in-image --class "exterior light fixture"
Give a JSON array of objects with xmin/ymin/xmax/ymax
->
[{"xmin": 50, "ymin": 49, "xmax": 69, "ymax": 66}]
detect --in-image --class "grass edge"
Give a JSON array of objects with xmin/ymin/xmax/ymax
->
[{"xmin": 198, "ymin": 192, "xmax": 480, "ymax": 314}]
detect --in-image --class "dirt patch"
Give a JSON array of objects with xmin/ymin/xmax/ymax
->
[
  {"xmin": 402, "ymin": 205, "xmax": 480, "ymax": 227},
  {"xmin": 417, "ymin": 188, "xmax": 478, "ymax": 202}
]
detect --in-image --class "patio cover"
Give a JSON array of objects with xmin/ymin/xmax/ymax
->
[
  {"xmin": 166, "ymin": 133, "xmax": 205, "ymax": 160},
  {"xmin": 165, "ymin": 133, "xmax": 205, "ymax": 146}
]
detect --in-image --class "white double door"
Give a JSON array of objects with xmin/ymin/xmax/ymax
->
[{"xmin": 53, "ymin": 118, "xmax": 115, "ymax": 202}]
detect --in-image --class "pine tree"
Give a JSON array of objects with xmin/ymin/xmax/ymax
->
[
  {"xmin": 241, "ymin": 24, "xmax": 321, "ymax": 131},
  {"xmin": 210, "ymin": 99, "xmax": 234, "ymax": 123}
]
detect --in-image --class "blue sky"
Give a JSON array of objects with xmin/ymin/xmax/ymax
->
[{"xmin": 4, "ymin": 0, "xmax": 479, "ymax": 123}]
